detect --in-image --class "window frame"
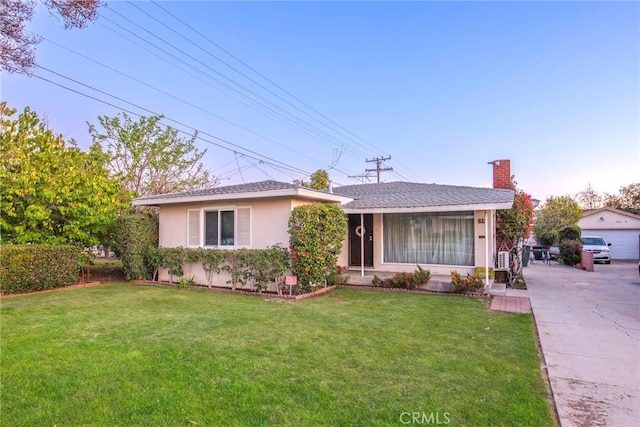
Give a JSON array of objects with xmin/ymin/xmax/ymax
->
[{"xmin": 186, "ymin": 206, "xmax": 251, "ymax": 249}]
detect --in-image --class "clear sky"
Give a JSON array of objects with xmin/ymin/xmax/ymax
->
[{"xmin": 2, "ymin": 0, "xmax": 639, "ymax": 203}]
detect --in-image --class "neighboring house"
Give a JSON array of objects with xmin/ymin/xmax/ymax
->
[
  {"xmin": 579, "ymin": 207, "xmax": 640, "ymax": 260},
  {"xmin": 132, "ymin": 161, "xmax": 515, "ymax": 286}
]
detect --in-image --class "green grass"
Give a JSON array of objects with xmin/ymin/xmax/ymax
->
[{"xmin": 0, "ymin": 285, "xmax": 554, "ymax": 426}]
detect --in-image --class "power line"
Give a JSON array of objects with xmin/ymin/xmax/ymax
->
[
  {"xmin": 31, "ymin": 69, "xmax": 312, "ymax": 178},
  {"xmin": 365, "ymin": 156, "xmax": 393, "ymax": 184},
  {"xmin": 148, "ymin": 0, "xmax": 422, "ymax": 181},
  {"xmin": 41, "ymin": 37, "xmax": 352, "ymax": 177},
  {"xmin": 103, "ymin": 5, "xmax": 361, "ymax": 157}
]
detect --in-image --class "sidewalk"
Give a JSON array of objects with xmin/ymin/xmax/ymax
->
[{"xmin": 524, "ymin": 261, "xmax": 640, "ymax": 427}]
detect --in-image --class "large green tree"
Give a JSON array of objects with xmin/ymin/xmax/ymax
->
[
  {"xmin": 89, "ymin": 113, "xmax": 217, "ymax": 197},
  {"xmin": 0, "ymin": 102, "xmax": 127, "ymax": 245},
  {"xmin": 532, "ymin": 196, "xmax": 582, "ymax": 245}
]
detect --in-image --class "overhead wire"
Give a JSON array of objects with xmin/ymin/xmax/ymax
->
[
  {"xmin": 103, "ymin": 4, "xmax": 364, "ymax": 158},
  {"xmin": 31, "ymin": 69, "xmax": 312, "ymax": 179},
  {"xmin": 41, "ymin": 37, "xmax": 354, "ymax": 177},
  {"xmin": 148, "ymin": 0, "xmax": 421, "ymax": 181}
]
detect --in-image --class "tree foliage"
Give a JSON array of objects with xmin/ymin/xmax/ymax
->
[
  {"xmin": 0, "ymin": 102, "xmax": 127, "ymax": 246},
  {"xmin": 288, "ymin": 203, "xmax": 347, "ymax": 291},
  {"xmin": 604, "ymin": 183, "xmax": 640, "ymax": 215},
  {"xmin": 576, "ymin": 183, "xmax": 603, "ymax": 209},
  {"xmin": 495, "ymin": 178, "xmax": 533, "ymax": 277},
  {"xmin": 532, "ymin": 196, "xmax": 582, "ymax": 245},
  {"xmin": 309, "ymin": 169, "xmax": 329, "ymax": 190},
  {"xmin": 88, "ymin": 113, "xmax": 217, "ymax": 198},
  {"xmin": 1, "ymin": 0, "xmax": 101, "ymax": 74},
  {"xmin": 294, "ymin": 169, "xmax": 330, "ymax": 190}
]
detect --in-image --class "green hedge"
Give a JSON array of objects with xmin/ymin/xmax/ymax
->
[
  {"xmin": 115, "ymin": 213, "xmax": 158, "ymax": 280},
  {"xmin": 147, "ymin": 246, "xmax": 290, "ymax": 293},
  {"xmin": 0, "ymin": 245, "xmax": 81, "ymax": 294}
]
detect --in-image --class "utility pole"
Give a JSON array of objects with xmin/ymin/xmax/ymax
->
[{"xmin": 365, "ymin": 156, "xmax": 393, "ymax": 183}]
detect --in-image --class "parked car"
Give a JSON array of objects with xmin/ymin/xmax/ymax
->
[{"xmin": 581, "ymin": 236, "xmax": 611, "ymax": 264}]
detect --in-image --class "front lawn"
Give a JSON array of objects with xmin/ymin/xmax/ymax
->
[{"xmin": 0, "ymin": 285, "xmax": 554, "ymax": 426}]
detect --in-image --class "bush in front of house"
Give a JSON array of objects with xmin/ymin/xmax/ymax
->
[
  {"xmin": 0, "ymin": 245, "xmax": 81, "ymax": 294},
  {"xmin": 288, "ymin": 203, "xmax": 348, "ymax": 293},
  {"xmin": 146, "ymin": 246, "xmax": 290, "ymax": 293},
  {"xmin": 450, "ymin": 271, "xmax": 484, "ymax": 293},
  {"xmin": 115, "ymin": 212, "xmax": 158, "ymax": 280},
  {"xmin": 372, "ymin": 265, "xmax": 431, "ymax": 290}
]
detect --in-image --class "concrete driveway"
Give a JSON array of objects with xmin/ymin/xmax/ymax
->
[{"xmin": 524, "ymin": 261, "xmax": 640, "ymax": 427}]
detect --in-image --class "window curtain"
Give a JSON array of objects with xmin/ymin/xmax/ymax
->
[{"xmin": 383, "ymin": 212, "xmax": 474, "ymax": 266}]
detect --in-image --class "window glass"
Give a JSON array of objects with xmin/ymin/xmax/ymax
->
[
  {"xmin": 220, "ymin": 210, "xmax": 235, "ymax": 246},
  {"xmin": 383, "ymin": 212, "xmax": 474, "ymax": 266},
  {"xmin": 205, "ymin": 211, "xmax": 219, "ymax": 246}
]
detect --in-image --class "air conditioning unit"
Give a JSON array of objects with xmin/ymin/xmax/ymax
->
[{"xmin": 497, "ymin": 251, "xmax": 510, "ymax": 269}]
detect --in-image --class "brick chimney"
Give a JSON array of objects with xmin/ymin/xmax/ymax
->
[{"xmin": 489, "ymin": 159, "xmax": 511, "ymax": 189}]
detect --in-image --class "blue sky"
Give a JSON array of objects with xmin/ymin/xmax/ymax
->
[{"xmin": 2, "ymin": 1, "xmax": 639, "ymax": 202}]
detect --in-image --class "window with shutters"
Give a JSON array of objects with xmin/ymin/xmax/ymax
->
[{"xmin": 195, "ymin": 207, "xmax": 251, "ymax": 248}]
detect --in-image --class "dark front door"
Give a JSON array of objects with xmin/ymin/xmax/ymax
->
[{"xmin": 348, "ymin": 214, "xmax": 373, "ymax": 267}]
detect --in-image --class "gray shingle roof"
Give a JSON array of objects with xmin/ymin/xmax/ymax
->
[
  {"xmin": 134, "ymin": 180, "xmax": 300, "ymax": 201},
  {"xmin": 333, "ymin": 181, "xmax": 514, "ymax": 209}
]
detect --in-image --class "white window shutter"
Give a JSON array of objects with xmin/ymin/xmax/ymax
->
[
  {"xmin": 236, "ymin": 207, "xmax": 251, "ymax": 247},
  {"xmin": 187, "ymin": 209, "xmax": 201, "ymax": 247}
]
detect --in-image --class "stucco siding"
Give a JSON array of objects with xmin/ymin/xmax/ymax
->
[
  {"xmin": 159, "ymin": 198, "xmax": 295, "ymax": 249},
  {"xmin": 579, "ymin": 212, "xmax": 640, "ymax": 230}
]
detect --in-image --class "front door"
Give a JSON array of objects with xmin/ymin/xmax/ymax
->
[{"xmin": 348, "ymin": 214, "xmax": 374, "ymax": 267}]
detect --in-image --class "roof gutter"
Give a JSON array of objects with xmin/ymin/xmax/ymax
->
[{"xmin": 132, "ymin": 188, "xmax": 353, "ymax": 207}]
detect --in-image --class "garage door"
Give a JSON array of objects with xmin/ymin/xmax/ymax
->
[{"xmin": 582, "ymin": 229, "xmax": 640, "ymax": 260}]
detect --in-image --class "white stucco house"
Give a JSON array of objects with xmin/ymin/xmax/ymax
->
[
  {"xmin": 579, "ymin": 207, "xmax": 640, "ymax": 260},
  {"xmin": 132, "ymin": 178, "xmax": 514, "ymax": 285}
]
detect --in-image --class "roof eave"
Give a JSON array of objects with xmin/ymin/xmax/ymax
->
[
  {"xmin": 132, "ymin": 188, "xmax": 352, "ymax": 207},
  {"xmin": 341, "ymin": 201, "xmax": 514, "ymax": 214}
]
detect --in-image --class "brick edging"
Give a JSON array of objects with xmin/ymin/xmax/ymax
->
[
  {"xmin": 0, "ymin": 281, "xmax": 102, "ymax": 298},
  {"xmin": 132, "ymin": 280, "xmax": 336, "ymax": 302},
  {"xmin": 338, "ymin": 284, "xmax": 488, "ymax": 298}
]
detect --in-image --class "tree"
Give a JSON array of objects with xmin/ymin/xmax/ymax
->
[
  {"xmin": 309, "ymin": 169, "xmax": 329, "ymax": 190},
  {"xmin": 1, "ymin": 0, "xmax": 101, "ymax": 74},
  {"xmin": 496, "ymin": 178, "xmax": 533, "ymax": 278},
  {"xmin": 576, "ymin": 184, "xmax": 603, "ymax": 210},
  {"xmin": 604, "ymin": 183, "xmax": 640, "ymax": 215},
  {"xmin": 0, "ymin": 102, "xmax": 127, "ymax": 245},
  {"xmin": 532, "ymin": 196, "xmax": 582, "ymax": 245},
  {"xmin": 88, "ymin": 113, "xmax": 217, "ymax": 198},
  {"xmin": 293, "ymin": 169, "xmax": 330, "ymax": 190}
]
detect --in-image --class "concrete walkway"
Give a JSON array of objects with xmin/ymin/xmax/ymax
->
[{"xmin": 524, "ymin": 261, "xmax": 640, "ymax": 427}]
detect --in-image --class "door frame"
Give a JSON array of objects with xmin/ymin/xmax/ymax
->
[{"xmin": 348, "ymin": 213, "xmax": 374, "ymax": 268}]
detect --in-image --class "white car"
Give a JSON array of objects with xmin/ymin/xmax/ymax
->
[{"xmin": 581, "ymin": 236, "xmax": 611, "ymax": 264}]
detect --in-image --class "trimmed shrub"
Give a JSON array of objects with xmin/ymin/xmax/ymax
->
[
  {"xmin": 115, "ymin": 212, "xmax": 158, "ymax": 280},
  {"xmin": 558, "ymin": 225, "xmax": 581, "ymax": 243},
  {"xmin": 288, "ymin": 203, "xmax": 347, "ymax": 292},
  {"xmin": 559, "ymin": 239, "xmax": 582, "ymax": 266},
  {"xmin": 0, "ymin": 245, "xmax": 81, "ymax": 294},
  {"xmin": 372, "ymin": 266, "xmax": 431, "ymax": 290},
  {"xmin": 451, "ymin": 271, "xmax": 484, "ymax": 293},
  {"xmin": 558, "ymin": 224, "xmax": 582, "ymax": 266},
  {"xmin": 146, "ymin": 246, "xmax": 290, "ymax": 293}
]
